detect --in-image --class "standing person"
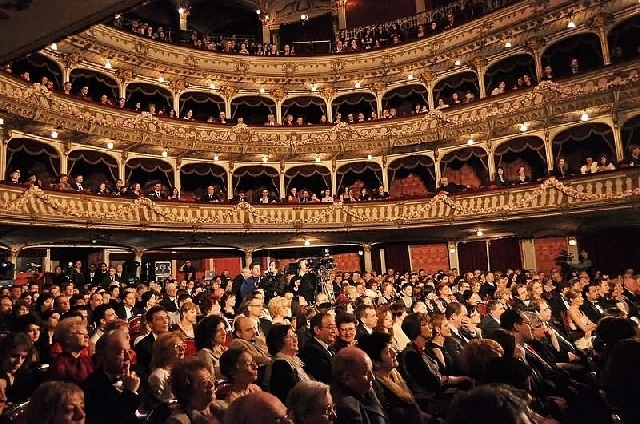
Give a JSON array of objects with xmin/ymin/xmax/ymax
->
[
  {"xmin": 289, "ymin": 260, "xmax": 318, "ymax": 303},
  {"xmin": 179, "ymin": 260, "xmax": 197, "ymax": 282}
]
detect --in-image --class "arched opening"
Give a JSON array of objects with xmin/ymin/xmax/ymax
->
[
  {"xmin": 231, "ymin": 96, "xmax": 276, "ymax": 125},
  {"xmin": 6, "ymin": 138, "xmax": 60, "ymax": 187},
  {"xmin": 607, "ymin": 14, "xmax": 640, "ymax": 63},
  {"xmin": 382, "ymin": 84, "xmax": 429, "ymax": 116},
  {"xmin": 180, "ymin": 162, "xmax": 227, "ymax": 200},
  {"xmin": 69, "ymin": 68, "xmax": 119, "ymax": 104},
  {"xmin": 285, "ymin": 165, "xmax": 331, "ymax": 200},
  {"xmin": 67, "ymin": 150, "xmax": 119, "ymax": 191},
  {"xmin": 336, "ymin": 162, "xmax": 383, "ymax": 198},
  {"xmin": 125, "ymin": 83, "xmax": 173, "ymax": 114},
  {"xmin": 125, "ymin": 158, "xmax": 174, "ymax": 192},
  {"xmin": 622, "ymin": 114, "xmax": 640, "ymax": 155},
  {"xmin": 10, "ymin": 53, "xmax": 63, "ymax": 89},
  {"xmin": 232, "ymin": 166, "xmax": 279, "ymax": 202},
  {"xmin": 388, "ymin": 155, "xmax": 435, "ymax": 198},
  {"xmin": 178, "ymin": 92, "xmax": 224, "ymax": 122},
  {"xmin": 332, "ymin": 92, "xmax": 376, "ymax": 122},
  {"xmin": 494, "ymin": 136, "xmax": 547, "ymax": 182},
  {"xmin": 432, "ymin": 71, "xmax": 479, "ymax": 107},
  {"xmin": 484, "ymin": 54, "xmax": 536, "ymax": 95},
  {"xmin": 552, "ymin": 123, "xmax": 615, "ymax": 173},
  {"xmin": 440, "ymin": 147, "xmax": 489, "ymax": 187},
  {"xmin": 541, "ymin": 33, "xmax": 603, "ymax": 79},
  {"xmin": 281, "ymin": 96, "xmax": 327, "ymax": 125}
]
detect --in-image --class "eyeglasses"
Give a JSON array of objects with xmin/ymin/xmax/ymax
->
[
  {"xmin": 321, "ymin": 404, "xmax": 336, "ymax": 417},
  {"xmin": 285, "ymin": 332, "xmax": 298, "ymax": 339},
  {"xmin": 275, "ymin": 414, "xmax": 293, "ymax": 424},
  {"xmin": 174, "ymin": 344, "xmax": 186, "ymax": 352}
]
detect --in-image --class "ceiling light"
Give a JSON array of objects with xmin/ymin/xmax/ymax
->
[
  {"xmin": 504, "ymin": 41, "xmax": 512, "ymax": 48},
  {"xmin": 354, "ymin": 82, "xmax": 361, "ymax": 89},
  {"xmin": 367, "ymin": 154, "xmax": 372, "ymax": 160},
  {"xmin": 0, "ymin": 118, "xmax": 4, "ymax": 125},
  {"xmin": 161, "ymin": 149, "xmax": 168, "ymax": 157},
  {"xmin": 568, "ymin": 237, "xmax": 577, "ymax": 246},
  {"xmin": 310, "ymin": 82, "xmax": 318, "ymax": 92},
  {"xmin": 256, "ymin": 9, "xmax": 261, "ymax": 14},
  {"xmin": 50, "ymin": 130, "xmax": 58, "ymax": 139},
  {"xmin": 567, "ymin": 20, "xmax": 576, "ymax": 29},
  {"xmin": 262, "ymin": 156, "xmax": 268, "ymax": 163},
  {"xmin": 209, "ymin": 82, "xmax": 216, "ymax": 89},
  {"xmin": 158, "ymin": 73, "xmax": 165, "ymax": 83},
  {"xmin": 358, "ymin": 250, "xmax": 364, "ymax": 256},
  {"xmin": 104, "ymin": 59, "xmax": 112, "ymax": 69},
  {"xmin": 454, "ymin": 59, "xmax": 461, "ymax": 66},
  {"xmin": 259, "ymin": 87, "xmax": 265, "ymax": 94},
  {"xmin": 50, "ymin": 43, "xmax": 58, "ymax": 51},
  {"xmin": 300, "ymin": 14, "xmax": 308, "ymax": 21},
  {"xmin": 115, "ymin": 14, "xmax": 121, "ymax": 19},
  {"xmin": 467, "ymin": 139, "xmax": 475, "ymax": 145},
  {"xmin": 519, "ymin": 123, "xmax": 529, "ymax": 132},
  {"xmin": 315, "ymin": 155, "xmax": 321, "ymax": 162},
  {"xmin": 407, "ymin": 73, "xmax": 414, "ymax": 81},
  {"xmin": 303, "ymin": 240, "xmax": 311, "ymax": 246},
  {"xmin": 178, "ymin": 7, "xmax": 185, "ymax": 14},
  {"xmin": 580, "ymin": 112, "xmax": 589, "ymax": 122},
  {"xmin": 476, "ymin": 230, "xmax": 484, "ymax": 237},
  {"xmin": 213, "ymin": 154, "xmax": 219, "ymax": 161},
  {"xmin": 106, "ymin": 141, "xmax": 114, "ymax": 149},
  {"xmin": 264, "ymin": 14, "xmax": 269, "ymax": 20}
]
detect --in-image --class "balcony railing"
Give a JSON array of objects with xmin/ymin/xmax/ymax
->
[{"xmin": 1, "ymin": 170, "xmax": 639, "ymax": 232}]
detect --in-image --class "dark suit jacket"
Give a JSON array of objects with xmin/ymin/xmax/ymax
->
[
  {"xmin": 331, "ymin": 383, "xmax": 388, "ymax": 424},
  {"xmin": 147, "ymin": 191, "xmax": 166, "ymax": 200},
  {"xmin": 115, "ymin": 304, "xmax": 143, "ymax": 320},
  {"xmin": 267, "ymin": 358, "xmax": 301, "ymax": 404},
  {"xmin": 70, "ymin": 181, "xmax": 85, "ymax": 191},
  {"xmin": 479, "ymin": 315, "xmax": 501, "ymax": 337},
  {"xmin": 257, "ymin": 318, "xmax": 272, "ymax": 338},
  {"xmin": 356, "ymin": 324, "xmax": 372, "ymax": 340},
  {"xmin": 134, "ymin": 333, "xmax": 155, "ymax": 373},
  {"xmin": 443, "ymin": 332, "xmax": 466, "ymax": 375},
  {"xmin": 580, "ymin": 301, "xmax": 603, "ymax": 324},
  {"xmin": 160, "ymin": 297, "xmax": 179, "ymax": 313},
  {"xmin": 299, "ymin": 337, "xmax": 334, "ymax": 384},
  {"xmin": 81, "ymin": 369, "xmax": 140, "ymax": 424},
  {"xmin": 200, "ymin": 193, "xmax": 219, "ymax": 202}
]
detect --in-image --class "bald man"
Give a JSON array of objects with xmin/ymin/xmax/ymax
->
[
  {"xmin": 229, "ymin": 316, "xmax": 270, "ymax": 366},
  {"xmin": 331, "ymin": 347, "xmax": 388, "ymax": 424},
  {"xmin": 224, "ymin": 391, "xmax": 288, "ymax": 424}
]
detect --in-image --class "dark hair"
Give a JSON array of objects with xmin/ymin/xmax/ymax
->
[
  {"xmin": 219, "ymin": 346, "xmax": 248, "ymax": 383},
  {"xmin": 402, "ymin": 313, "xmax": 426, "ymax": 340},
  {"xmin": 357, "ymin": 332, "xmax": 392, "ymax": 363},
  {"xmin": 145, "ymin": 305, "xmax": 167, "ymax": 323},
  {"xmin": 92, "ymin": 304, "xmax": 113, "ymax": 327},
  {"xmin": 170, "ymin": 357, "xmax": 212, "ymax": 406},
  {"xmin": 194, "ymin": 315, "xmax": 226, "ymax": 351},
  {"xmin": 141, "ymin": 290, "xmax": 156, "ymax": 306},
  {"xmin": 444, "ymin": 302, "xmax": 463, "ymax": 319},
  {"xmin": 0, "ymin": 332, "xmax": 32, "ymax": 361},
  {"xmin": 601, "ymin": 338, "xmax": 640, "ymax": 420},
  {"xmin": 389, "ymin": 301, "xmax": 406, "ymax": 319},
  {"xmin": 485, "ymin": 328, "xmax": 516, "ymax": 359},
  {"xmin": 499, "ymin": 309, "xmax": 524, "ymax": 332},
  {"xmin": 266, "ymin": 323, "xmax": 292, "ymax": 355},
  {"xmin": 12, "ymin": 313, "xmax": 41, "ymax": 334},
  {"xmin": 447, "ymin": 385, "xmax": 529, "ymax": 424},
  {"xmin": 336, "ymin": 313, "xmax": 357, "ymax": 328},
  {"xmin": 310, "ymin": 312, "xmax": 330, "ymax": 335}
]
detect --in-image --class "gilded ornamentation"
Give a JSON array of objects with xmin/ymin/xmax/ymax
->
[
  {"xmin": 281, "ymin": 63, "xmax": 298, "ymax": 77},
  {"xmin": 235, "ymin": 61, "xmax": 249, "ymax": 74},
  {"xmin": 525, "ymin": 37, "xmax": 545, "ymax": 54},
  {"xmin": 60, "ymin": 52, "xmax": 83, "ymax": 69},
  {"xmin": 469, "ymin": 56, "xmax": 488, "ymax": 72},
  {"xmin": 320, "ymin": 85, "xmax": 336, "ymax": 100},
  {"xmin": 331, "ymin": 60, "xmax": 344, "ymax": 73},
  {"xmin": 381, "ymin": 54, "xmax": 395, "ymax": 74},
  {"xmin": 168, "ymin": 78, "xmax": 188, "ymax": 93},
  {"xmin": 134, "ymin": 41, "xmax": 149, "ymax": 56},
  {"xmin": 271, "ymin": 85, "xmax": 287, "ymax": 102},
  {"xmin": 370, "ymin": 81, "xmax": 387, "ymax": 94},
  {"xmin": 218, "ymin": 85, "xmax": 238, "ymax": 100},
  {"xmin": 588, "ymin": 12, "xmax": 614, "ymax": 30},
  {"xmin": 115, "ymin": 69, "xmax": 136, "ymax": 84}
]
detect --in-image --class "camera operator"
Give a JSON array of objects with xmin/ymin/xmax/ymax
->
[
  {"xmin": 569, "ymin": 249, "xmax": 592, "ymax": 272},
  {"xmin": 262, "ymin": 260, "xmax": 286, "ymax": 302},
  {"xmin": 288, "ymin": 259, "xmax": 317, "ymax": 303}
]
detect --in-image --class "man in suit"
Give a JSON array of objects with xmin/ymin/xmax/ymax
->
[
  {"xmin": 200, "ymin": 185, "xmax": 220, "ymax": 202},
  {"xmin": 580, "ymin": 283, "xmax": 604, "ymax": 324},
  {"xmin": 82, "ymin": 330, "xmax": 141, "ymax": 424},
  {"xmin": 299, "ymin": 312, "xmax": 337, "ymax": 384},
  {"xmin": 70, "ymin": 174, "xmax": 85, "ymax": 191},
  {"xmin": 133, "ymin": 306, "xmax": 169, "ymax": 374},
  {"xmin": 147, "ymin": 182, "xmax": 166, "ymax": 200},
  {"xmin": 511, "ymin": 283, "xmax": 532, "ymax": 311},
  {"xmin": 228, "ymin": 316, "xmax": 271, "ymax": 366},
  {"xmin": 355, "ymin": 304, "xmax": 376, "ymax": 340},
  {"xmin": 331, "ymin": 347, "xmax": 388, "ymax": 424},
  {"xmin": 159, "ymin": 282, "xmax": 179, "ymax": 313},
  {"xmin": 479, "ymin": 299, "xmax": 505, "ymax": 338},
  {"xmin": 115, "ymin": 289, "xmax": 143, "ymax": 320},
  {"xmin": 443, "ymin": 302, "xmax": 469, "ymax": 375}
]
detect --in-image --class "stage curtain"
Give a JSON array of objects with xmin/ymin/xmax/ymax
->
[
  {"xmin": 384, "ymin": 244, "xmax": 411, "ymax": 273},
  {"xmin": 488, "ymin": 238, "xmax": 522, "ymax": 272},
  {"xmin": 213, "ymin": 257, "xmax": 242, "ymax": 277},
  {"xmin": 578, "ymin": 229, "xmax": 640, "ymax": 276},
  {"xmin": 457, "ymin": 241, "xmax": 488, "ymax": 272}
]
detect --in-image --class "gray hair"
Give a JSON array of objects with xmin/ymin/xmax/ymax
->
[{"xmin": 286, "ymin": 381, "xmax": 331, "ymax": 422}]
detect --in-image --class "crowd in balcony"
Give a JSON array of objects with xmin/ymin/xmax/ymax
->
[{"xmin": 0, "ymin": 237, "xmax": 639, "ymax": 423}]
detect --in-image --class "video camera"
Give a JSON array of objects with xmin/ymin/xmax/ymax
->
[{"xmin": 555, "ymin": 250, "xmax": 574, "ymax": 264}]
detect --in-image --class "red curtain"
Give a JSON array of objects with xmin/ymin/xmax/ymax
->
[
  {"xmin": 578, "ymin": 229, "xmax": 640, "ymax": 276},
  {"xmin": 371, "ymin": 245, "xmax": 382, "ymax": 275},
  {"xmin": 458, "ymin": 241, "xmax": 488, "ymax": 273},
  {"xmin": 384, "ymin": 244, "xmax": 411, "ymax": 273},
  {"xmin": 213, "ymin": 257, "xmax": 242, "ymax": 276},
  {"xmin": 489, "ymin": 238, "xmax": 522, "ymax": 272}
]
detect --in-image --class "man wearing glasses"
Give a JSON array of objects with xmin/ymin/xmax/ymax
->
[{"xmin": 299, "ymin": 312, "xmax": 337, "ymax": 384}]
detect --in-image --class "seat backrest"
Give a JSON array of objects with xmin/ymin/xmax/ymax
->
[
  {"xmin": 5, "ymin": 401, "xmax": 29, "ymax": 424},
  {"xmin": 146, "ymin": 402, "xmax": 178, "ymax": 424}
]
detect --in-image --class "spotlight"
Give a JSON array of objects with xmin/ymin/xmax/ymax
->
[
  {"xmin": 358, "ymin": 250, "xmax": 364, "ymax": 256},
  {"xmin": 50, "ymin": 130, "xmax": 58, "ymax": 139},
  {"xmin": 454, "ymin": 59, "xmax": 461, "ymax": 66},
  {"xmin": 300, "ymin": 14, "xmax": 309, "ymax": 21},
  {"xmin": 158, "ymin": 73, "xmax": 165, "ymax": 83},
  {"xmin": 161, "ymin": 149, "xmax": 168, "ymax": 157},
  {"xmin": 580, "ymin": 112, "xmax": 589, "ymax": 122},
  {"xmin": 407, "ymin": 73, "xmax": 414, "ymax": 81},
  {"xmin": 209, "ymin": 82, "xmax": 216, "ymax": 89},
  {"xmin": 303, "ymin": 240, "xmax": 310, "ymax": 246},
  {"xmin": 213, "ymin": 154, "xmax": 219, "ymax": 161},
  {"xmin": 114, "ymin": 14, "xmax": 121, "ymax": 19},
  {"xmin": 354, "ymin": 82, "xmax": 361, "ymax": 89},
  {"xmin": 106, "ymin": 141, "xmax": 114, "ymax": 149},
  {"xmin": 256, "ymin": 9, "xmax": 261, "ymax": 14},
  {"xmin": 476, "ymin": 230, "xmax": 484, "ymax": 237},
  {"xmin": 310, "ymin": 82, "xmax": 318, "ymax": 92},
  {"xmin": 367, "ymin": 154, "xmax": 373, "ymax": 160},
  {"xmin": 467, "ymin": 139, "xmax": 475, "ymax": 145},
  {"xmin": 0, "ymin": 118, "xmax": 4, "ymax": 126},
  {"xmin": 178, "ymin": 7, "xmax": 185, "ymax": 14},
  {"xmin": 504, "ymin": 41, "xmax": 512, "ymax": 48},
  {"xmin": 262, "ymin": 156, "xmax": 268, "ymax": 163},
  {"xmin": 104, "ymin": 59, "xmax": 112, "ymax": 69},
  {"xmin": 568, "ymin": 237, "xmax": 577, "ymax": 246},
  {"xmin": 315, "ymin": 155, "xmax": 321, "ymax": 162},
  {"xmin": 259, "ymin": 87, "xmax": 266, "ymax": 94},
  {"xmin": 519, "ymin": 123, "xmax": 529, "ymax": 132},
  {"xmin": 50, "ymin": 43, "xmax": 58, "ymax": 51},
  {"xmin": 567, "ymin": 20, "xmax": 576, "ymax": 29}
]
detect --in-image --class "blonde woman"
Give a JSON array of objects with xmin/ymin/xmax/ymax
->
[
  {"xmin": 170, "ymin": 301, "xmax": 199, "ymax": 357},
  {"xmin": 25, "ymin": 381, "xmax": 85, "ymax": 424},
  {"xmin": 268, "ymin": 297, "xmax": 290, "ymax": 325},
  {"xmin": 50, "ymin": 316, "xmax": 94, "ymax": 384},
  {"xmin": 149, "ymin": 332, "xmax": 187, "ymax": 403}
]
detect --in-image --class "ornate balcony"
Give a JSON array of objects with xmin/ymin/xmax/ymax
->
[{"xmin": 1, "ymin": 169, "xmax": 639, "ymax": 233}]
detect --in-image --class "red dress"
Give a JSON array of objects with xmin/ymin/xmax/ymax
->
[{"xmin": 50, "ymin": 347, "xmax": 95, "ymax": 384}]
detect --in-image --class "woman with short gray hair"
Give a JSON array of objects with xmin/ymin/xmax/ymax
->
[{"xmin": 286, "ymin": 381, "xmax": 336, "ymax": 424}]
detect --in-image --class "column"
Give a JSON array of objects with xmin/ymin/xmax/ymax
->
[
  {"xmin": 566, "ymin": 237, "xmax": 579, "ymax": 260},
  {"xmin": 336, "ymin": 0, "xmax": 347, "ymax": 30},
  {"xmin": 279, "ymin": 171, "xmax": 286, "ymax": 200},
  {"xmin": 434, "ymin": 156, "xmax": 442, "ymax": 185},
  {"xmin": 375, "ymin": 95, "xmax": 383, "ymax": 118},
  {"xmin": 62, "ymin": 67, "xmax": 71, "ymax": 85},
  {"xmin": 118, "ymin": 82, "xmax": 127, "ymax": 100},
  {"xmin": 427, "ymin": 84, "xmax": 435, "ymax": 111},
  {"xmin": 448, "ymin": 242, "xmax": 460, "ymax": 271},
  {"xmin": 104, "ymin": 249, "xmax": 111, "ymax": 266},
  {"xmin": 133, "ymin": 248, "xmax": 145, "ymax": 278},
  {"xmin": 60, "ymin": 152, "xmax": 68, "ymax": 175},
  {"xmin": 362, "ymin": 244, "xmax": 373, "ymax": 272},
  {"xmin": 533, "ymin": 52, "xmax": 543, "ymax": 82},
  {"xmin": 487, "ymin": 145, "xmax": 496, "ymax": 181},
  {"xmin": 119, "ymin": 154, "xmax": 126, "ymax": 182},
  {"xmin": 225, "ymin": 99, "xmax": 232, "ymax": 120},
  {"xmin": 599, "ymin": 29, "xmax": 611, "ymax": 66},
  {"xmin": 381, "ymin": 160, "xmax": 389, "ymax": 193},
  {"xmin": 227, "ymin": 168, "xmax": 234, "ymax": 200},
  {"xmin": 544, "ymin": 138, "xmax": 554, "ymax": 171},
  {"xmin": 325, "ymin": 100, "xmax": 333, "ymax": 123},
  {"xmin": 174, "ymin": 160, "xmax": 181, "ymax": 194},
  {"xmin": 244, "ymin": 249, "xmax": 254, "ymax": 267},
  {"xmin": 0, "ymin": 132, "xmax": 7, "ymax": 180},
  {"xmin": 275, "ymin": 100, "xmax": 283, "ymax": 125},
  {"xmin": 8, "ymin": 247, "xmax": 19, "ymax": 281},
  {"xmin": 415, "ymin": 0, "xmax": 427, "ymax": 24},
  {"xmin": 331, "ymin": 161, "xmax": 337, "ymax": 196},
  {"xmin": 477, "ymin": 69, "xmax": 486, "ymax": 99},
  {"xmin": 520, "ymin": 239, "xmax": 537, "ymax": 271},
  {"xmin": 612, "ymin": 123, "xmax": 624, "ymax": 163},
  {"xmin": 43, "ymin": 248, "xmax": 52, "ymax": 273},
  {"xmin": 261, "ymin": 22, "xmax": 271, "ymax": 44},
  {"xmin": 171, "ymin": 260, "xmax": 178, "ymax": 280},
  {"xmin": 173, "ymin": 95, "xmax": 180, "ymax": 116},
  {"xmin": 379, "ymin": 248, "xmax": 386, "ymax": 274}
]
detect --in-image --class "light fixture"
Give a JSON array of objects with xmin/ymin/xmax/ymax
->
[
  {"xmin": 106, "ymin": 141, "xmax": 114, "ymax": 149},
  {"xmin": 358, "ymin": 250, "xmax": 364, "ymax": 256},
  {"xmin": 262, "ymin": 156, "xmax": 268, "ymax": 163},
  {"xmin": 158, "ymin": 73, "xmax": 165, "ymax": 83},
  {"xmin": 476, "ymin": 230, "xmax": 484, "ymax": 236},
  {"xmin": 367, "ymin": 154, "xmax": 373, "ymax": 160},
  {"xmin": 315, "ymin": 155, "xmax": 321, "ymax": 162},
  {"xmin": 303, "ymin": 240, "xmax": 311, "ymax": 246},
  {"xmin": 580, "ymin": 112, "xmax": 589, "ymax": 122},
  {"xmin": 449, "ymin": 247, "xmax": 456, "ymax": 254},
  {"xmin": 467, "ymin": 138, "xmax": 475, "ymax": 145},
  {"xmin": 213, "ymin": 154, "xmax": 219, "ymax": 161},
  {"xmin": 354, "ymin": 82, "xmax": 361, "ymax": 89},
  {"xmin": 264, "ymin": 14, "xmax": 269, "ymax": 20},
  {"xmin": 454, "ymin": 59, "xmax": 461, "ymax": 66},
  {"xmin": 178, "ymin": 7, "xmax": 185, "ymax": 14},
  {"xmin": 50, "ymin": 130, "xmax": 58, "ymax": 139},
  {"xmin": 519, "ymin": 123, "xmax": 529, "ymax": 132},
  {"xmin": 0, "ymin": 118, "xmax": 4, "ymax": 125},
  {"xmin": 209, "ymin": 82, "xmax": 216, "ymax": 90},
  {"xmin": 407, "ymin": 73, "xmax": 414, "ymax": 81},
  {"xmin": 104, "ymin": 59, "xmax": 112, "ymax": 69},
  {"xmin": 300, "ymin": 14, "xmax": 309, "ymax": 21},
  {"xmin": 50, "ymin": 43, "xmax": 58, "ymax": 51},
  {"xmin": 568, "ymin": 237, "xmax": 577, "ymax": 246},
  {"xmin": 504, "ymin": 41, "xmax": 512, "ymax": 48},
  {"xmin": 310, "ymin": 81, "xmax": 318, "ymax": 92},
  {"xmin": 161, "ymin": 149, "xmax": 168, "ymax": 157},
  {"xmin": 259, "ymin": 87, "xmax": 266, "ymax": 94},
  {"xmin": 115, "ymin": 14, "xmax": 121, "ymax": 19},
  {"xmin": 567, "ymin": 20, "xmax": 576, "ymax": 29},
  {"xmin": 256, "ymin": 9, "xmax": 261, "ymax": 14}
]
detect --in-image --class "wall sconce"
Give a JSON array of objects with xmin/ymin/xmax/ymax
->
[
  {"xmin": 448, "ymin": 242, "xmax": 456, "ymax": 254},
  {"xmin": 300, "ymin": 14, "xmax": 309, "ymax": 22},
  {"xmin": 568, "ymin": 237, "xmax": 577, "ymax": 246}
]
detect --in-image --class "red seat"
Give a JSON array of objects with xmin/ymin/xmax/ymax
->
[{"xmin": 128, "ymin": 315, "xmax": 144, "ymax": 339}]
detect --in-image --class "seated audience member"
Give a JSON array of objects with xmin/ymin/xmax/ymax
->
[
  {"xmin": 601, "ymin": 338, "xmax": 640, "ymax": 423},
  {"xmin": 331, "ymin": 347, "xmax": 388, "ymax": 424},
  {"xmin": 148, "ymin": 332, "xmax": 186, "ymax": 403},
  {"xmin": 228, "ymin": 316, "xmax": 271, "ymax": 366},
  {"xmin": 82, "ymin": 330, "xmax": 141, "ymax": 424},
  {"xmin": 0, "ymin": 332, "xmax": 38, "ymax": 404},
  {"xmin": 436, "ymin": 177, "xmax": 468, "ymax": 193},
  {"xmin": 553, "ymin": 157, "xmax": 571, "ymax": 179},
  {"xmin": 25, "ymin": 381, "xmax": 86, "ymax": 424},
  {"xmin": 627, "ymin": 143, "xmax": 640, "ymax": 167},
  {"xmin": 224, "ymin": 391, "xmax": 288, "ymax": 424},
  {"xmin": 358, "ymin": 332, "xmax": 429, "ymax": 424},
  {"xmin": 134, "ymin": 306, "xmax": 170, "ymax": 373},
  {"xmin": 195, "ymin": 315, "xmax": 228, "ymax": 380},
  {"xmin": 167, "ymin": 357, "xmax": 227, "ymax": 424},
  {"xmin": 596, "ymin": 154, "xmax": 615, "ymax": 172},
  {"xmin": 580, "ymin": 156, "xmax": 598, "ymax": 174},
  {"xmin": 263, "ymin": 323, "xmax": 312, "ymax": 403},
  {"xmin": 458, "ymin": 339, "xmax": 504, "ymax": 381},
  {"xmin": 512, "ymin": 167, "xmax": 530, "ymax": 184},
  {"xmin": 334, "ymin": 313, "xmax": 358, "ymax": 352},
  {"xmin": 299, "ymin": 312, "xmax": 337, "ymax": 384},
  {"xmin": 494, "ymin": 167, "xmax": 509, "ymax": 186},
  {"xmin": 447, "ymin": 385, "xmax": 536, "ymax": 424},
  {"xmin": 286, "ymin": 381, "xmax": 336, "ymax": 423},
  {"xmin": 219, "ymin": 345, "xmax": 261, "ymax": 403},
  {"xmin": 50, "ymin": 316, "xmax": 94, "ymax": 384}
]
